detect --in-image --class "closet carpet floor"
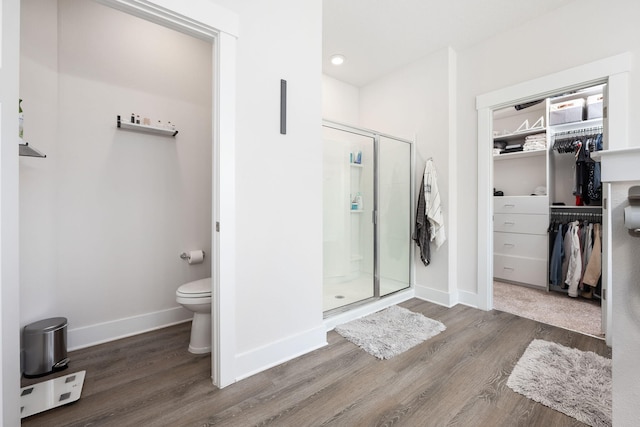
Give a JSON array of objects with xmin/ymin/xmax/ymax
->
[
  {"xmin": 20, "ymin": 298, "xmax": 609, "ymax": 427},
  {"xmin": 493, "ymin": 280, "xmax": 603, "ymax": 338}
]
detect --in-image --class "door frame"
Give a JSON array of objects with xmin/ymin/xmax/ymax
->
[
  {"xmin": 476, "ymin": 52, "xmax": 631, "ymax": 346},
  {"xmin": 96, "ymin": 0, "xmax": 239, "ymax": 388}
]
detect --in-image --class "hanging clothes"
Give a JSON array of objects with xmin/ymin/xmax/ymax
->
[
  {"xmin": 412, "ymin": 178, "xmax": 431, "ymax": 266},
  {"xmin": 582, "ymin": 223, "xmax": 602, "ymax": 287},
  {"xmin": 413, "ymin": 158, "xmax": 446, "ymax": 266},
  {"xmin": 565, "ymin": 221, "xmax": 583, "ymax": 297},
  {"xmin": 549, "ymin": 223, "xmax": 565, "ymax": 287},
  {"xmin": 553, "ymin": 129, "xmax": 603, "ymax": 206},
  {"xmin": 548, "ymin": 213, "xmax": 602, "ymax": 298},
  {"xmin": 424, "ymin": 158, "xmax": 446, "ymax": 249}
]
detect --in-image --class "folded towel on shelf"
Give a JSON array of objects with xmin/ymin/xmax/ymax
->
[
  {"xmin": 523, "ymin": 142, "xmax": 547, "ymax": 151},
  {"xmin": 501, "ymin": 146, "xmax": 524, "ymax": 154},
  {"xmin": 525, "ymin": 133, "xmax": 546, "ymax": 141}
]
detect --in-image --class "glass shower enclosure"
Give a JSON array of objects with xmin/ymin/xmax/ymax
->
[{"xmin": 323, "ymin": 121, "xmax": 413, "ymax": 314}]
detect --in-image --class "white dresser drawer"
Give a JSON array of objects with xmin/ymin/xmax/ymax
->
[
  {"xmin": 494, "ymin": 196, "xmax": 549, "ymax": 214},
  {"xmin": 494, "ymin": 254, "xmax": 547, "ymax": 288},
  {"xmin": 493, "ymin": 232, "xmax": 548, "ymax": 258},
  {"xmin": 493, "ymin": 213, "xmax": 548, "ymax": 235}
]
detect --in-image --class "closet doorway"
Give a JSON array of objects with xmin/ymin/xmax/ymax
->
[
  {"xmin": 491, "ymin": 83, "xmax": 606, "ymax": 338},
  {"xmin": 478, "ymin": 53, "xmax": 632, "ymax": 348}
]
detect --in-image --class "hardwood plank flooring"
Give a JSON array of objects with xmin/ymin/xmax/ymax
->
[{"xmin": 21, "ymin": 299, "xmax": 610, "ymax": 426}]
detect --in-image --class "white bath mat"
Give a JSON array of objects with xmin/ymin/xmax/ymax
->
[
  {"xmin": 21, "ymin": 370, "xmax": 86, "ymax": 419},
  {"xmin": 507, "ymin": 340, "xmax": 611, "ymax": 427},
  {"xmin": 334, "ymin": 305, "xmax": 446, "ymax": 359}
]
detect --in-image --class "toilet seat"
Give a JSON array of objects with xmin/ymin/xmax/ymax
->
[{"xmin": 176, "ymin": 277, "xmax": 211, "ymax": 298}]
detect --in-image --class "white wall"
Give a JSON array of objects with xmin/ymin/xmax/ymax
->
[
  {"xmin": 0, "ymin": 0, "xmax": 22, "ymax": 423},
  {"xmin": 210, "ymin": 0, "xmax": 325, "ymax": 378},
  {"xmin": 322, "ymin": 74, "xmax": 360, "ymax": 124},
  {"xmin": 359, "ymin": 47, "xmax": 457, "ymax": 305},
  {"xmin": 19, "ymin": 0, "xmax": 213, "ymax": 349}
]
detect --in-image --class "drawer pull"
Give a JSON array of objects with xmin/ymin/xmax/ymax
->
[
  {"xmin": 503, "ymin": 204, "xmax": 516, "ymax": 208},
  {"xmin": 503, "ymin": 221, "xmax": 516, "ymax": 225},
  {"xmin": 503, "ymin": 267, "xmax": 514, "ymax": 271},
  {"xmin": 503, "ymin": 243, "xmax": 515, "ymax": 247}
]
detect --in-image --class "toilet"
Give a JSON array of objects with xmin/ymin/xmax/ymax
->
[{"xmin": 176, "ymin": 277, "xmax": 212, "ymax": 354}]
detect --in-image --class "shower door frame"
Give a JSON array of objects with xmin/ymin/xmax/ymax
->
[{"xmin": 322, "ymin": 119, "xmax": 415, "ymax": 316}]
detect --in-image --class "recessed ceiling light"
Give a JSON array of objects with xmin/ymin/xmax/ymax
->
[{"xmin": 330, "ymin": 54, "xmax": 345, "ymax": 66}]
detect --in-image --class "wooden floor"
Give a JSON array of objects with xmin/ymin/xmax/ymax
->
[{"xmin": 21, "ymin": 299, "xmax": 611, "ymax": 426}]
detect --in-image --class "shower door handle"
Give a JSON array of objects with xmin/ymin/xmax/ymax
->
[{"xmin": 372, "ymin": 210, "xmax": 377, "ymax": 224}]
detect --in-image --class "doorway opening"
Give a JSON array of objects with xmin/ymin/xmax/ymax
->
[
  {"xmin": 477, "ymin": 53, "xmax": 633, "ymax": 347},
  {"xmin": 491, "ymin": 83, "xmax": 606, "ymax": 338}
]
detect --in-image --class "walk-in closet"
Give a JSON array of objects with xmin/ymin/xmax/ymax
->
[{"xmin": 492, "ymin": 83, "xmax": 605, "ymax": 338}]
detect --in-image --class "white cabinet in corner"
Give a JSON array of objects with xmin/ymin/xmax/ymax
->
[
  {"xmin": 493, "ymin": 195, "xmax": 548, "ymax": 289},
  {"xmin": 494, "ymin": 196, "xmax": 548, "ymax": 214}
]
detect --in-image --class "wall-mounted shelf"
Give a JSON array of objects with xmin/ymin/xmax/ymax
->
[
  {"xmin": 350, "ymin": 209, "xmax": 364, "ymax": 213},
  {"xmin": 116, "ymin": 116, "xmax": 178, "ymax": 137},
  {"xmin": 19, "ymin": 142, "xmax": 46, "ymax": 158},
  {"xmin": 493, "ymin": 127, "xmax": 546, "ymax": 143},
  {"xmin": 493, "ymin": 149, "xmax": 546, "ymax": 161},
  {"xmin": 350, "ymin": 163, "xmax": 363, "ymax": 168}
]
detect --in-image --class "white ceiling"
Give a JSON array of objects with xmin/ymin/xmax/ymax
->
[{"xmin": 323, "ymin": 0, "xmax": 576, "ymax": 87}]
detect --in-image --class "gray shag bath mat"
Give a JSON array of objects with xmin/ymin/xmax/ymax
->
[
  {"xmin": 334, "ymin": 305, "xmax": 446, "ymax": 359},
  {"xmin": 507, "ymin": 339, "xmax": 612, "ymax": 427}
]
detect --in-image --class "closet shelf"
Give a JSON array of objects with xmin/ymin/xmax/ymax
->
[
  {"xmin": 493, "ymin": 127, "xmax": 546, "ymax": 143},
  {"xmin": 116, "ymin": 116, "xmax": 178, "ymax": 137},
  {"xmin": 549, "ymin": 118, "xmax": 602, "ymax": 133},
  {"xmin": 19, "ymin": 142, "xmax": 46, "ymax": 158},
  {"xmin": 493, "ymin": 149, "xmax": 546, "ymax": 161}
]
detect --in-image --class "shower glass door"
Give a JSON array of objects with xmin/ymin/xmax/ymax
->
[
  {"xmin": 378, "ymin": 136, "xmax": 412, "ymax": 295},
  {"xmin": 323, "ymin": 125, "xmax": 375, "ymax": 311}
]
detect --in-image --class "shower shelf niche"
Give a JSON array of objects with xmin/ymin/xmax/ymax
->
[{"xmin": 116, "ymin": 116, "xmax": 178, "ymax": 137}]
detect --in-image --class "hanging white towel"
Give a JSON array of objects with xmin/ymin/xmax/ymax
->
[{"xmin": 424, "ymin": 158, "xmax": 446, "ymax": 249}]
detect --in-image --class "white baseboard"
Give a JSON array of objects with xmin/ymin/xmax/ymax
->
[
  {"xmin": 234, "ymin": 325, "xmax": 327, "ymax": 382},
  {"xmin": 67, "ymin": 306, "xmax": 193, "ymax": 351},
  {"xmin": 414, "ymin": 284, "xmax": 456, "ymax": 307},
  {"xmin": 456, "ymin": 289, "xmax": 478, "ymax": 308}
]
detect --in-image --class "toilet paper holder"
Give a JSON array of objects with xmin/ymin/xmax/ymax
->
[{"xmin": 180, "ymin": 251, "xmax": 205, "ymax": 260}]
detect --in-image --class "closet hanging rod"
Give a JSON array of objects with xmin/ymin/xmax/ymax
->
[
  {"xmin": 549, "ymin": 211, "xmax": 602, "ymax": 222},
  {"xmin": 552, "ymin": 126, "xmax": 603, "ymax": 141},
  {"xmin": 550, "ymin": 211, "xmax": 602, "ymax": 216}
]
